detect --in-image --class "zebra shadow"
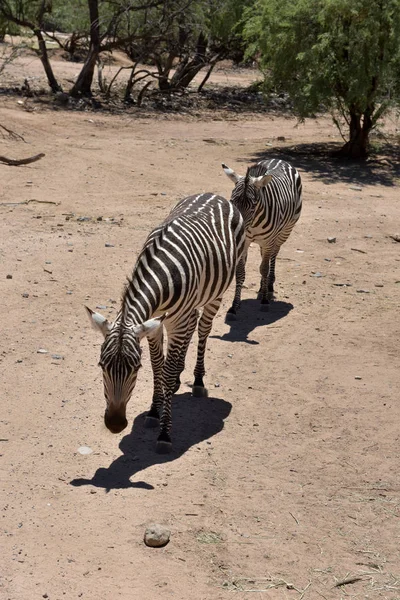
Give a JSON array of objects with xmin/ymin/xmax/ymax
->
[
  {"xmin": 69, "ymin": 393, "xmax": 231, "ymax": 492},
  {"xmin": 212, "ymin": 298, "xmax": 293, "ymax": 345}
]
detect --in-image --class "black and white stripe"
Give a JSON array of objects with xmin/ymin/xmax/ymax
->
[
  {"xmin": 87, "ymin": 193, "xmax": 245, "ymax": 453},
  {"xmin": 222, "ymin": 158, "xmax": 302, "ymax": 317}
]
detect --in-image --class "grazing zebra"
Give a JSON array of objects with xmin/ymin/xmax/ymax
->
[
  {"xmin": 86, "ymin": 193, "xmax": 245, "ymax": 453},
  {"xmin": 222, "ymin": 158, "xmax": 302, "ymax": 318}
]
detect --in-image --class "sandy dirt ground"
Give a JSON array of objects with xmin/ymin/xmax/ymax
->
[{"xmin": 1, "ymin": 58, "xmax": 400, "ymax": 600}]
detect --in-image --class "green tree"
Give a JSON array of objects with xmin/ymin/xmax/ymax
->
[{"xmin": 245, "ymin": 0, "xmax": 400, "ymax": 157}]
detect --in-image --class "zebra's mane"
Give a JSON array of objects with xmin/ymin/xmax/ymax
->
[
  {"xmin": 241, "ymin": 167, "xmax": 252, "ymax": 201},
  {"xmin": 111, "ymin": 277, "xmax": 134, "ymax": 350}
]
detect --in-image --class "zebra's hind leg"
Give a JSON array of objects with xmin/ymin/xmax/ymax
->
[
  {"xmin": 226, "ymin": 251, "xmax": 247, "ymax": 321},
  {"xmin": 145, "ymin": 323, "xmax": 165, "ymax": 428},
  {"xmin": 173, "ymin": 309, "xmax": 199, "ymax": 393},
  {"xmin": 193, "ymin": 298, "xmax": 222, "ymax": 396}
]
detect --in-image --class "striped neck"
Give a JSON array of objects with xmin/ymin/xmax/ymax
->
[{"xmin": 120, "ymin": 268, "xmax": 157, "ymax": 328}]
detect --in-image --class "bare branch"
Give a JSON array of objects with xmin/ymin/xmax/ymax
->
[{"xmin": 0, "ymin": 153, "xmax": 45, "ymax": 166}]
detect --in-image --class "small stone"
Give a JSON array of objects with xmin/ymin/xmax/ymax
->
[
  {"xmin": 374, "ymin": 283, "xmax": 384, "ymax": 288},
  {"xmin": 16, "ymin": 359, "xmax": 23, "ymax": 363},
  {"xmin": 227, "ymin": 354, "xmax": 233, "ymax": 358},
  {"xmin": 51, "ymin": 354, "xmax": 64, "ymax": 360},
  {"xmin": 77, "ymin": 446, "xmax": 93, "ymax": 455},
  {"xmin": 324, "ymin": 258, "xmax": 331, "ymax": 262},
  {"xmin": 327, "ymin": 237, "xmax": 336, "ymax": 243},
  {"xmin": 66, "ymin": 291, "xmax": 73, "ymax": 295},
  {"xmin": 77, "ymin": 216, "xmax": 91, "ymax": 222},
  {"xmin": 389, "ymin": 234, "xmax": 400, "ymax": 243},
  {"xmin": 355, "ymin": 376, "xmax": 362, "ymax": 380},
  {"xmin": 349, "ymin": 186, "xmax": 362, "ymax": 191},
  {"xmin": 96, "ymin": 305, "xmax": 107, "ymax": 310},
  {"xmin": 6, "ymin": 274, "xmax": 12, "ymax": 279},
  {"xmin": 214, "ymin": 383, "xmax": 220, "ymax": 388},
  {"xmin": 356, "ymin": 289, "xmax": 370, "ymax": 293},
  {"xmin": 311, "ymin": 272, "xmax": 323, "ymax": 277},
  {"xmin": 22, "ymin": 293, "xmax": 29, "ymax": 298},
  {"xmin": 105, "ymin": 243, "xmax": 114, "ymax": 247},
  {"xmin": 37, "ymin": 349, "xmax": 48, "ymax": 354},
  {"xmin": 45, "ymin": 261, "xmax": 52, "ymax": 264},
  {"xmin": 277, "ymin": 136, "xmax": 286, "ymax": 141},
  {"xmin": 97, "ymin": 216, "xmax": 103, "ymax": 221},
  {"xmin": 144, "ymin": 524, "xmax": 170, "ymax": 548}
]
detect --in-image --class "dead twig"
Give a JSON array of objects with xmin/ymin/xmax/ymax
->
[
  {"xmin": 350, "ymin": 247, "xmax": 367, "ymax": 254},
  {"xmin": 0, "ymin": 153, "xmax": 45, "ymax": 166},
  {"xmin": 334, "ymin": 575, "xmax": 364, "ymax": 588},
  {"xmin": 0, "ymin": 124, "xmax": 26, "ymax": 142}
]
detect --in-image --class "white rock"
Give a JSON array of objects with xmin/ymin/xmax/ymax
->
[{"xmin": 77, "ymin": 446, "xmax": 93, "ymax": 455}]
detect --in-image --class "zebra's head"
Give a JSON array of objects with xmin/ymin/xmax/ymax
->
[
  {"xmin": 222, "ymin": 163, "xmax": 272, "ymax": 228},
  {"xmin": 86, "ymin": 306, "xmax": 165, "ymax": 434}
]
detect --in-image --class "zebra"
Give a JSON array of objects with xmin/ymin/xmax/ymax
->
[
  {"xmin": 86, "ymin": 193, "xmax": 245, "ymax": 454},
  {"xmin": 222, "ymin": 158, "xmax": 302, "ymax": 318}
]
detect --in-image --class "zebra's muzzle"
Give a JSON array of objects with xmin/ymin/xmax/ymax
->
[{"xmin": 104, "ymin": 409, "xmax": 128, "ymax": 434}]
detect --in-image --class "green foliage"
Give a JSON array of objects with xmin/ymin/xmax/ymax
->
[{"xmin": 244, "ymin": 0, "xmax": 400, "ymax": 121}]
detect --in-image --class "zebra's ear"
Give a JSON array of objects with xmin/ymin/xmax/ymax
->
[
  {"xmin": 132, "ymin": 314, "xmax": 166, "ymax": 340},
  {"xmin": 222, "ymin": 163, "xmax": 241, "ymax": 184},
  {"xmin": 85, "ymin": 306, "xmax": 112, "ymax": 338},
  {"xmin": 252, "ymin": 173, "xmax": 273, "ymax": 189}
]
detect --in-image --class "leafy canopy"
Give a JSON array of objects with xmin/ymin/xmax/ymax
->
[{"xmin": 244, "ymin": 0, "xmax": 400, "ymax": 121}]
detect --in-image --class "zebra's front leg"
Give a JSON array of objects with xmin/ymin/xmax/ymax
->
[
  {"xmin": 267, "ymin": 253, "xmax": 277, "ymax": 300},
  {"xmin": 258, "ymin": 250, "xmax": 271, "ymax": 311},
  {"xmin": 173, "ymin": 309, "xmax": 199, "ymax": 394},
  {"xmin": 145, "ymin": 324, "xmax": 165, "ymax": 429},
  {"xmin": 156, "ymin": 323, "xmax": 189, "ymax": 453},
  {"xmin": 193, "ymin": 298, "xmax": 222, "ymax": 397},
  {"xmin": 226, "ymin": 252, "xmax": 247, "ymax": 321}
]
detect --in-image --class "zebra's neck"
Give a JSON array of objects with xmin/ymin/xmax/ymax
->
[{"xmin": 120, "ymin": 274, "xmax": 154, "ymax": 327}]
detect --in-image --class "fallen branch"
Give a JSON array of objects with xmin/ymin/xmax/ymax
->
[
  {"xmin": 0, "ymin": 198, "xmax": 59, "ymax": 207},
  {"xmin": 0, "ymin": 153, "xmax": 45, "ymax": 166}
]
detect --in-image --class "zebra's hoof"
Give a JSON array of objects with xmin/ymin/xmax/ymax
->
[
  {"xmin": 144, "ymin": 416, "xmax": 159, "ymax": 428},
  {"xmin": 156, "ymin": 440, "xmax": 172, "ymax": 454},
  {"xmin": 192, "ymin": 385, "xmax": 208, "ymax": 398},
  {"xmin": 225, "ymin": 311, "xmax": 237, "ymax": 322},
  {"xmin": 260, "ymin": 302, "xmax": 270, "ymax": 312}
]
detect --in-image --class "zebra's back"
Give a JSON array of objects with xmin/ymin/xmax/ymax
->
[{"xmin": 135, "ymin": 193, "xmax": 245, "ymax": 320}]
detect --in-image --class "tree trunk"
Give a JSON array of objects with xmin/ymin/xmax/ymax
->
[
  {"xmin": 70, "ymin": 0, "xmax": 100, "ymax": 97},
  {"xmin": 169, "ymin": 32, "xmax": 208, "ymax": 91},
  {"xmin": 338, "ymin": 105, "xmax": 374, "ymax": 158},
  {"xmin": 35, "ymin": 29, "xmax": 62, "ymax": 93}
]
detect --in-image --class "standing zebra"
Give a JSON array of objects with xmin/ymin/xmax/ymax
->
[
  {"xmin": 222, "ymin": 158, "xmax": 302, "ymax": 318},
  {"xmin": 86, "ymin": 193, "xmax": 245, "ymax": 453}
]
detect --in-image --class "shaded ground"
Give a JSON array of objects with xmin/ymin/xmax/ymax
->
[{"xmin": 0, "ymin": 61, "xmax": 400, "ymax": 600}]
